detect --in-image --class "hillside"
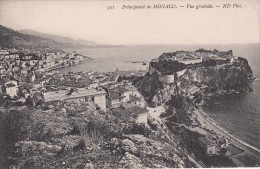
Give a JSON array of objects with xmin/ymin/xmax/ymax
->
[
  {"xmin": 19, "ymin": 29, "xmax": 97, "ymax": 47},
  {"xmin": 0, "ymin": 25, "xmax": 87, "ymax": 51},
  {"xmin": 0, "ymin": 100, "xmax": 193, "ymax": 168}
]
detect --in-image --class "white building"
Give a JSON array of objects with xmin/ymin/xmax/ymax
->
[
  {"xmin": 44, "ymin": 88, "xmax": 107, "ymax": 112},
  {"xmin": 147, "ymin": 106, "xmax": 165, "ymax": 125},
  {"xmin": 4, "ymin": 79, "xmax": 18, "ymax": 98},
  {"xmin": 0, "ymin": 66, "xmax": 5, "ymax": 74},
  {"xmin": 177, "ymin": 55, "xmax": 203, "ymax": 65},
  {"xmin": 231, "ymin": 57, "xmax": 238, "ymax": 63}
]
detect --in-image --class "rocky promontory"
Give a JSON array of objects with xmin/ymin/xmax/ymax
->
[{"xmin": 134, "ymin": 49, "xmax": 253, "ymax": 106}]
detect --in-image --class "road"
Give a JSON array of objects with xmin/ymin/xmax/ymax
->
[{"xmin": 194, "ymin": 108, "xmax": 260, "ymax": 166}]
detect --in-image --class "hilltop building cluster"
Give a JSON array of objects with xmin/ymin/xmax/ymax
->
[{"xmin": 149, "ymin": 49, "xmax": 239, "ymax": 102}]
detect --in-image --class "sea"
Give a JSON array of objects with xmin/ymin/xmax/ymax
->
[{"xmin": 59, "ymin": 44, "xmax": 260, "ymax": 149}]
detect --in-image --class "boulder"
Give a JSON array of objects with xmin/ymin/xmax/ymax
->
[
  {"xmin": 121, "ymin": 139, "xmax": 138, "ymax": 155},
  {"xmin": 84, "ymin": 160, "xmax": 94, "ymax": 169},
  {"xmin": 51, "ymin": 135, "xmax": 84, "ymax": 151},
  {"xmin": 14, "ymin": 141, "xmax": 62, "ymax": 156},
  {"xmin": 110, "ymin": 138, "xmax": 120, "ymax": 147},
  {"xmin": 118, "ymin": 152, "xmax": 143, "ymax": 168}
]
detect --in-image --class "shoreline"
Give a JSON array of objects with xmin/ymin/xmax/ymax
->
[
  {"xmin": 194, "ymin": 106, "xmax": 260, "ymax": 166},
  {"xmin": 38, "ymin": 58, "xmax": 90, "ymax": 72},
  {"xmin": 197, "ymin": 108, "xmax": 260, "ymax": 152}
]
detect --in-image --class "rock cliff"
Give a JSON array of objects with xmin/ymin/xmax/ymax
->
[
  {"xmin": 179, "ymin": 57, "xmax": 253, "ymax": 91},
  {"xmin": 135, "ymin": 56, "xmax": 253, "ymax": 106}
]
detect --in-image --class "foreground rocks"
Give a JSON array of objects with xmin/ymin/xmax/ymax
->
[
  {"xmin": 1, "ymin": 99, "xmax": 193, "ymax": 169},
  {"xmin": 107, "ymin": 134, "xmax": 186, "ymax": 168}
]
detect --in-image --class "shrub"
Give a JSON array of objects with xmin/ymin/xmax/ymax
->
[
  {"xmin": 123, "ymin": 122, "xmax": 151, "ymax": 137},
  {"xmin": 4, "ymin": 107, "xmax": 32, "ymax": 143}
]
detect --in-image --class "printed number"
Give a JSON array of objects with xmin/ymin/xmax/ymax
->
[{"xmin": 107, "ymin": 6, "xmax": 114, "ymax": 10}]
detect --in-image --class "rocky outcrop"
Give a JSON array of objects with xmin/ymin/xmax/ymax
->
[
  {"xmin": 118, "ymin": 152, "xmax": 144, "ymax": 168},
  {"xmin": 8, "ymin": 141, "xmax": 62, "ymax": 168},
  {"xmin": 3, "ymin": 99, "xmax": 192, "ymax": 168},
  {"xmin": 121, "ymin": 139, "xmax": 138, "ymax": 155},
  {"xmin": 14, "ymin": 141, "xmax": 62, "ymax": 156},
  {"xmin": 107, "ymin": 134, "xmax": 186, "ymax": 168},
  {"xmin": 179, "ymin": 57, "xmax": 253, "ymax": 91},
  {"xmin": 134, "ymin": 72, "xmax": 163, "ymax": 102},
  {"xmin": 135, "ymin": 56, "xmax": 253, "ymax": 106}
]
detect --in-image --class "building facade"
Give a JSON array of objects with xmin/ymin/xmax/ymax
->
[{"xmin": 44, "ymin": 88, "xmax": 107, "ymax": 112}]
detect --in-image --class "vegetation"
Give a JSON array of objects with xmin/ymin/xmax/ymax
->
[
  {"xmin": 0, "ymin": 100, "xmax": 161, "ymax": 168},
  {"xmin": 167, "ymin": 95, "xmax": 192, "ymax": 126},
  {"xmin": 151, "ymin": 60, "xmax": 186, "ymax": 75}
]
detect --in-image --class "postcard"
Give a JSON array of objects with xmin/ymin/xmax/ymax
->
[{"xmin": 0, "ymin": 0, "xmax": 259, "ymax": 168}]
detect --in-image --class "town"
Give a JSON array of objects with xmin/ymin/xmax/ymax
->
[
  {"xmin": 0, "ymin": 46, "xmax": 258, "ymax": 168},
  {"xmin": 0, "ymin": 47, "xmax": 147, "ymax": 111}
]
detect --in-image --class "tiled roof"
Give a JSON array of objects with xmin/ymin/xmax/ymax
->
[
  {"xmin": 5, "ymin": 82, "xmax": 16, "ymax": 88},
  {"xmin": 198, "ymin": 137, "xmax": 216, "ymax": 146}
]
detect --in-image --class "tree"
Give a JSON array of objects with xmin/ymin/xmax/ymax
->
[{"xmin": 4, "ymin": 107, "xmax": 32, "ymax": 143}]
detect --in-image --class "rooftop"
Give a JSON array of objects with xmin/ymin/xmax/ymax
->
[
  {"xmin": 198, "ymin": 137, "xmax": 216, "ymax": 146},
  {"xmin": 5, "ymin": 82, "xmax": 16, "ymax": 88},
  {"xmin": 111, "ymin": 106, "xmax": 148, "ymax": 118},
  {"xmin": 44, "ymin": 88, "xmax": 106, "ymax": 102},
  {"xmin": 187, "ymin": 86, "xmax": 201, "ymax": 95},
  {"xmin": 109, "ymin": 91, "xmax": 125, "ymax": 100}
]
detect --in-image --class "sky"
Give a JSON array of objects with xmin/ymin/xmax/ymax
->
[{"xmin": 0, "ymin": 0, "xmax": 259, "ymax": 45}]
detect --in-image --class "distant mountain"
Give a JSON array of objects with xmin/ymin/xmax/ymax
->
[
  {"xmin": 0, "ymin": 25, "xmax": 95, "ymax": 51},
  {"xmin": 18, "ymin": 29, "xmax": 97, "ymax": 47}
]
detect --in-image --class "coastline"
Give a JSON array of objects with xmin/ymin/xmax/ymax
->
[
  {"xmin": 38, "ymin": 58, "xmax": 91, "ymax": 72},
  {"xmin": 194, "ymin": 106, "xmax": 260, "ymax": 166}
]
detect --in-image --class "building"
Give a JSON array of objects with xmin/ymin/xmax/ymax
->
[
  {"xmin": 159, "ymin": 74, "xmax": 175, "ymax": 84},
  {"xmin": 135, "ymin": 108, "xmax": 148, "ymax": 125},
  {"xmin": 147, "ymin": 106, "xmax": 165, "ymax": 127},
  {"xmin": 109, "ymin": 90, "xmax": 127, "ymax": 108},
  {"xmin": 0, "ymin": 49, "xmax": 9, "ymax": 55},
  {"xmin": 198, "ymin": 137, "xmax": 217, "ymax": 155},
  {"xmin": 108, "ymin": 87, "xmax": 130, "ymax": 108},
  {"xmin": 129, "ymin": 95, "xmax": 146, "ymax": 108},
  {"xmin": 0, "ymin": 66, "xmax": 5, "ymax": 74},
  {"xmin": 231, "ymin": 56, "xmax": 238, "ymax": 63},
  {"xmin": 44, "ymin": 88, "xmax": 107, "ymax": 112},
  {"xmin": 177, "ymin": 55, "xmax": 202, "ymax": 65},
  {"xmin": 185, "ymin": 85, "xmax": 205, "ymax": 100},
  {"xmin": 4, "ymin": 78, "xmax": 18, "ymax": 98},
  {"xmin": 24, "ymin": 73, "xmax": 36, "ymax": 83}
]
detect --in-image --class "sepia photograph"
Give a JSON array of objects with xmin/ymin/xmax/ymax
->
[{"xmin": 0, "ymin": 0, "xmax": 259, "ymax": 168}]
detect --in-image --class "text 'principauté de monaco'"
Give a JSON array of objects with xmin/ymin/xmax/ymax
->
[{"xmin": 121, "ymin": 4, "xmax": 177, "ymax": 10}]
